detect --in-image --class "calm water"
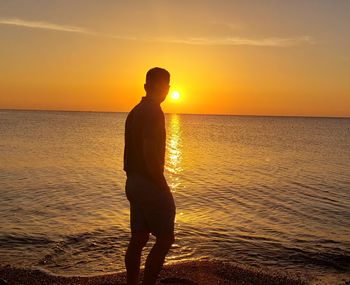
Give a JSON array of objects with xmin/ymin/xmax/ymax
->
[{"xmin": 0, "ymin": 110, "xmax": 349, "ymax": 279}]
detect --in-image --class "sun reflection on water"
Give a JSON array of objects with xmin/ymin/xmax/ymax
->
[{"xmin": 166, "ymin": 114, "xmax": 183, "ymax": 192}]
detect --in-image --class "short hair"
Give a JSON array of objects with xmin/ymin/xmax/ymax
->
[{"xmin": 145, "ymin": 67, "xmax": 170, "ymax": 85}]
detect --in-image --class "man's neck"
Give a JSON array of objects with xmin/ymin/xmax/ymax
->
[{"xmin": 143, "ymin": 95, "xmax": 161, "ymax": 105}]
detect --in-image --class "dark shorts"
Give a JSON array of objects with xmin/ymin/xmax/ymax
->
[{"xmin": 125, "ymin": 172, "xmax": 176, "ymax": 237}]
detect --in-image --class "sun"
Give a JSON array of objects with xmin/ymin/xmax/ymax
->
[{"xmin": 170, "ymin": 91, "xmax": 180, "ymax": 100}]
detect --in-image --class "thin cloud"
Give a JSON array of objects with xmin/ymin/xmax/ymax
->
[
  {"xmin": 156, "ymin": 36, "xmax": 315, "ymax": 47},
  {"xmin": 0, "ymin": 17, "xmax": 138, "ymax": 40},
  {"xmin": 0, "ymin": 17, "xmax": 314, "ymax": 47},
  {"xmin": 0, "ymin": 17, "xmax": 91, "ymax": 34}
]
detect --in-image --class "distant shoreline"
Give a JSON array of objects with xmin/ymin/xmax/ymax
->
[{"xmin": 1, "ymin": 108, "xmax": 349, "ymax": 119}]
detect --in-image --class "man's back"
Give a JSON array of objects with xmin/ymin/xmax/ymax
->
[{"xmin": 123, "ymin": 96, "xmax": 166, "ymax": 179}]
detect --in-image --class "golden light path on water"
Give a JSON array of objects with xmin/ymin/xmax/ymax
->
[
  {"xmin": 166, "ymin": 114, "xmax": 183, "ymax": 188},
  {"xmin": 166, "ymin": 114, "xmax": 184, "ymax": 223},
  {"xmin": 165, "ymin": 114, "xmax": 195, "ymax": 263},
  {"xmin": 165, "ymin": 114, "xmax": 207, "ymax": 228}
]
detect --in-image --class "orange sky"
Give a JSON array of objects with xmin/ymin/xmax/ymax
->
[{"xmin": 0, "ymin": 1, "xmax": 349, "ymax": 117}]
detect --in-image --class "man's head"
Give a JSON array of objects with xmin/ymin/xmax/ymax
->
[{"xmin": 144, "ymin": 67, "xmax": 170, "ymax": 103}]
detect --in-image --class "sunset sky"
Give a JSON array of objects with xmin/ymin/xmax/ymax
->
[{"xmin": 1, "ymin": 0, "xmax": 349, "ymax": 116}]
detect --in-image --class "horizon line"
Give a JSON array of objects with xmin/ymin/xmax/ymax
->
[{"xmin": 1, "ymin": 108, "xmax": 349, "ymax": 119}]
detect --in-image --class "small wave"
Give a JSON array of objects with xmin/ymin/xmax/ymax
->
[
  {"xmin": 0, "ymin": 233, "xmax": 55, "ymax": 247},
  {"xmin": 278, "ymin": 245, "xmax": 350, "ymax": 272}
]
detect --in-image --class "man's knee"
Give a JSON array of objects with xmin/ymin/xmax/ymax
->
[
  {"xmin": 130, "ymin": 231, "xmax": 149, "ymax": 249},
  {"xmin": 155, "ymin": 234, "xmax": 175, "ymax": 249}
]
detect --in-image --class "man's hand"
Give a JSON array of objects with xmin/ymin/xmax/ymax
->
[{"xmin": 159, "ymin": 175, "xmax": 170, "ymax": 192}]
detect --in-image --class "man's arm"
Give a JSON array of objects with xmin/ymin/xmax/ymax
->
[{"xmin": 143, "ymin": 137, "xmax": 169, "ymax": 192}]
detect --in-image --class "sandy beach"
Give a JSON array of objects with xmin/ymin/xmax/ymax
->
[{"xmin": 0, "ymin": 259, "xmax": 323, "ymax": 285}]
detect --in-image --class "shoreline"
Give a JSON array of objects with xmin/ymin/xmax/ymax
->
[{"xmin": 0, "ymin": 259, "xmax": 332, "ymax": 285}]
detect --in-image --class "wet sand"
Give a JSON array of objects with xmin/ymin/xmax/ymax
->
[{"xmin": 0, "ymin": 259, "xmax": 319, "ymax": 285}]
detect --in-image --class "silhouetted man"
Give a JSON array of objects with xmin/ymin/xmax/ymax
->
[{"xmin": 123, "ymin": 67, "xmax": 176, "ymax": 285}]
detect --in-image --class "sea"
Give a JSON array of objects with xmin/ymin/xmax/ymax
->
[{"xmin": 0, "ymin": 109, "xmax": 349, "ymax": 281}]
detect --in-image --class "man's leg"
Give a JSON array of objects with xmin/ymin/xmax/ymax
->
[
  {"xmin": 142, "ymin": 234, "xmax": 174, "ymax": 285},
  {"xmin": 125, "ymin": 231, "xmax": 150, "ymax": 285}
]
